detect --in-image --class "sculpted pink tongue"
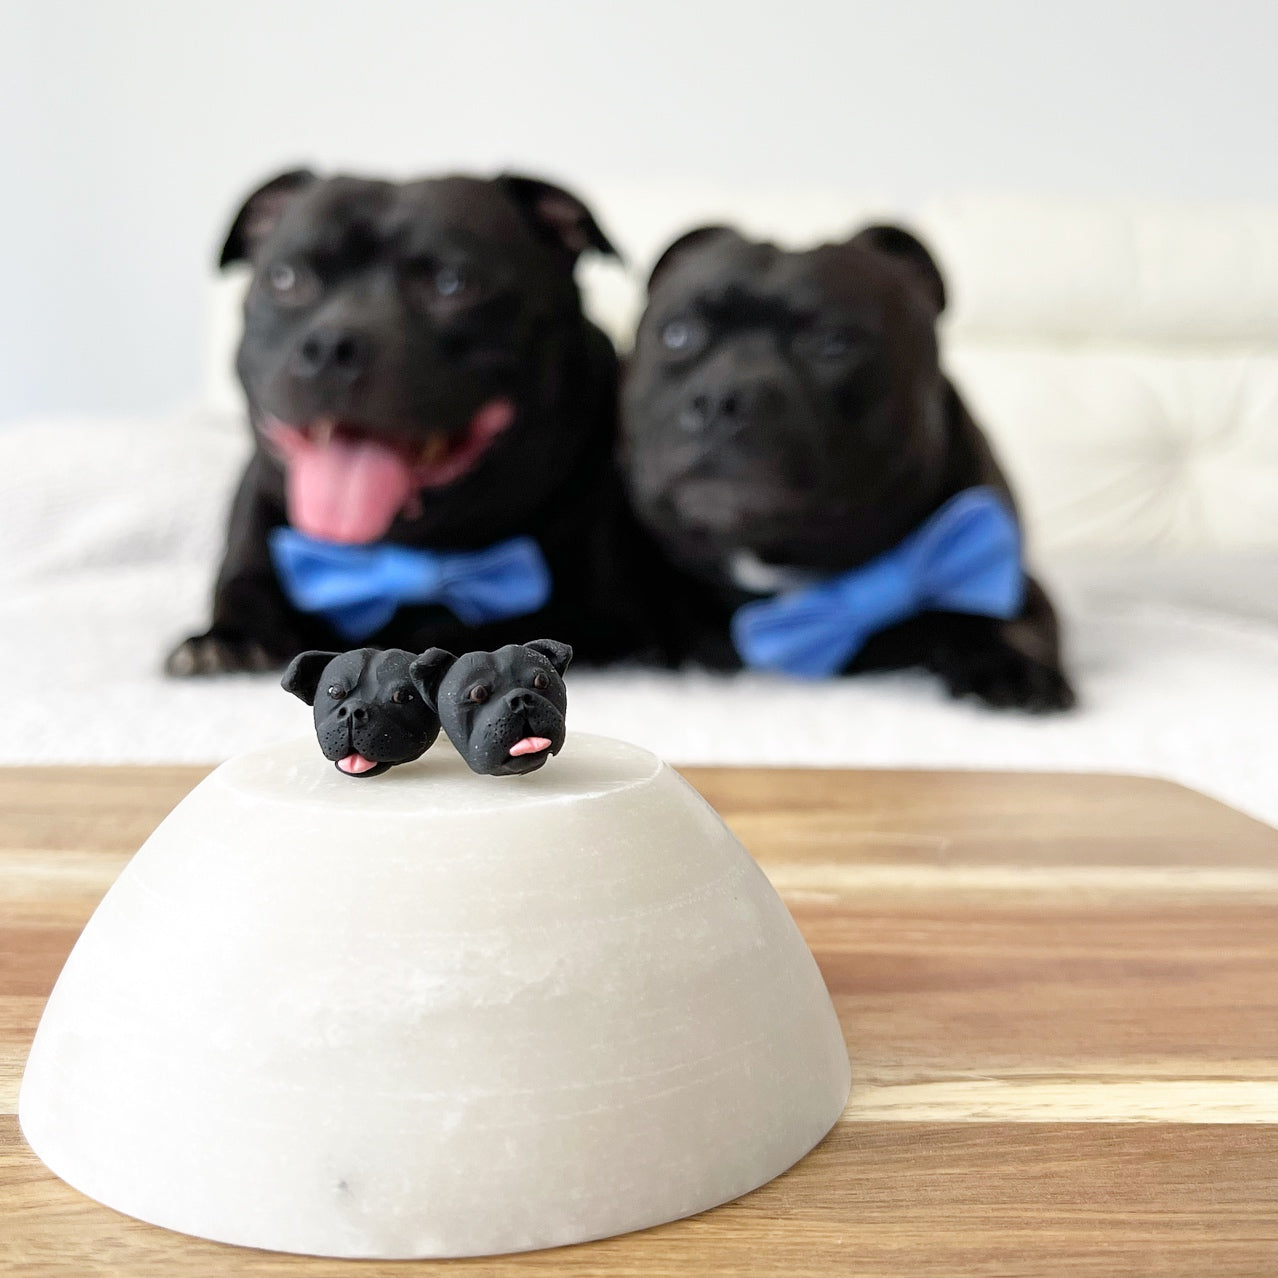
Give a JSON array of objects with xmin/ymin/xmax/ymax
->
[
  {"xmin": 287, "ymin": 434, "xmax": 415, "ymax": 545},
  {"xmin": 338, "ymin": 753, "xmax": 378, "ymax": 775}
]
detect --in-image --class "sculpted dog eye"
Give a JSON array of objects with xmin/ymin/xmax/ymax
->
[
  {"xmin": 391, "ymin": 687, "xmax": 414, "ymax": 704},
  {"xmin": 532, "ymin": 672, "xmax": 549, "ymax": 690},
  {"xmin": 660, "ymin": 318, "xmax": 706, "ymax": 354},
  {"xmin": 467, "ymin": 684, "xmax": 490, "ymax": 704},
  {"xmin": 327, "ymin": 684, "xmax": 347, "ymax": 700}
]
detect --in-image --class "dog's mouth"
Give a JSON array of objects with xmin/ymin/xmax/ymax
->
[
  {"xmin": 335, "ymin": 752, "xmax": 393, "ymax": 778},
  {"xmin": 655, "ymin": 476, "xmax": 812, "ymax": 545},
  {"xmin": 262, "ymin": 398, "xmax": 516, "ymax": 544},
  {"xmin": 498, "ymin": 715, "xmax": 564, "ymax": 774}
]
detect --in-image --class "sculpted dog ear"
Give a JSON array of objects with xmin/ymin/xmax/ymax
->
[
  {"xmin": 646, "ymin": 225, "xmax": 736, "ymax": 293},
  {"xmin": 409, "ymin": 648, "xmax": 458, "ymax": 710},
  {"xmin": 281, "ymin": 650, "xmax": 339, "ymax": 706},
  {"xmin": 218, "ymin": 168, "xmax": 318, "ymax": 269},
  {"xmin": 849, "ymin": 223, "xmax": 947, "ymax": 314},
  {"xmin": 495, "ymin": 173, "xmax": 620, "ymax": 265},
  {"xmin": 524, "ymin": 638, "xmax": 573, "ymax": 677}
]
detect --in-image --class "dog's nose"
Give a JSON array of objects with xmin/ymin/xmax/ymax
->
[
  {"xmin": 336, "ymin": 702, "xmax": 369, "ymax": 722},
  {"xmin": 291, "ymin": 326, "xmax": 373, "ymax": 384},
  {"xmin": 506, "ymin": 689, "xmax": 537, "ymax": 713},
  {"xmin": 679, "ymin": 380, "xmax": 781, "ymax": 434}
]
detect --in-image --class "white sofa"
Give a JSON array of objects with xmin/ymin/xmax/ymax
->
[{"xmin": 4, "ymin": 193, "xmax": 1276, "ymax": 825}]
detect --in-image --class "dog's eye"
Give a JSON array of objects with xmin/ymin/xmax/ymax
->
[
  {"xmin": 814, "ymin": 329, "xmax": 851, "ymax": 359},
  {"xmin": 392, "ymin": 687, "xmax": 414, "ymax": 705},
  {"xmin": 467, "ymin": 684, "xmax": 490, "ymax": 705},
  {"xmin": 265, "ymin": 261, "xmax": 318, "ymax": 306},
  {"xmin": 660, "ymin": 318, "xmax": 706, "ymax": 355},
  {"xmin": 327, "ymin": 685, "xmax": 347, "ymax": 700},
  {"xmin": 802, "ymin": 325, "xmax": 868, "ymax": 362},
  {"xmin": 435, "ymin": 267, "xmax": 467, "ymax": 298},
  {"xmin": 532, "ymin": 672, "xmax": 549, "ymax": 691}
]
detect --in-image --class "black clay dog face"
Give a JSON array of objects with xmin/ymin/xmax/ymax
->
[
  {"xmin": 220, "ymin": 170, "xmax": 617, "ymax": 545},
  {"xmin": 282, "ymin": 647, "xmax": 441, "ymax": 776},
  {"xmin": 621, "ymin": 224, "xmax": 950, "ymax": 571},
  {"xmin": 411, "ymin": 640, "xmax": 571, "ymax": 776}
]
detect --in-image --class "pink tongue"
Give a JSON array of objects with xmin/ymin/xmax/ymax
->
[
  {"xmin": 509, "ymin": 737, "xmax": 552, "ymax": 757},
  {"xmin": 287, "ymin": 433, "xmax": 416, "ymax": 545},
  {"xmin": 337, "ymin": 753, "xmax": 378, "ymax": 775}
]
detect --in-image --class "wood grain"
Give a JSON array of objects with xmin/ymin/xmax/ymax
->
[{"xmin": 2, "ymin": 764, "xmax": 1277, "ymax": 1276}]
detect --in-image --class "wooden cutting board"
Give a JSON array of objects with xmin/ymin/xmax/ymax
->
[{"xmin": 2, "ymin": 764, "xmax": 1277, "ymax": 1276}]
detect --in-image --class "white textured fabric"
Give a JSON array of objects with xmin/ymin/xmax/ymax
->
[
  {"xmin": 1, "ymin": 415, "xmax": 1274, "ymax": 828},
  {"xmin": 920, "ymin": 195, "xmax": 1278, "ymax": 345},
  {"xmin": 947, "ymin": 344, "xmax": 1278, "ymax": 552}
]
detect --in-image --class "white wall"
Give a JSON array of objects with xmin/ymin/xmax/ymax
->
[{"xmin": 3, "ymin": 0, "xmax": 1277, "ymax": 423}]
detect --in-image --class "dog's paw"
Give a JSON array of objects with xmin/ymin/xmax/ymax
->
[
  {"xmin": 934, "ymin": 641, "xmax": 1077, "ymax": 714},
  {"xmin": 164, "ymin": 631, "xmax": 283, "ymax": 678}
]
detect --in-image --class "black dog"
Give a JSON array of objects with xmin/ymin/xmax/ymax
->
[
  {"xmin": 410, "ymin": 639, "xmax": 571, "ymax": 776},
  {"xmin": 621, "ymin": 223, "xmax": 1075, "ymax": 711},
  {"xmin": 168, "ymin": 169, "xmax": 659, "ymax": 677},
  {"xmin": 281, "ymin": 647, "xmax": 441, "ymax": 776}
]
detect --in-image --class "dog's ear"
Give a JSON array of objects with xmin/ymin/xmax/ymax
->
[
  {"xmin": 524, "ymin": 638, "xmax": 573, "ymax": 677},
  {"xmin": 495, "ymin": 174, "xmax": 620, "ymax": 266},
  {"xmin": 646, "ymin": 225, "xmax": 736, "ymax": 293},
  {"xmin": 849, "ymin": 223, "xmax": 947, "ymax": 314},
  {"xmin": 409, "ymin": 648, "xmax": 458, "ymax": 710},
  {"xmin": 218, "ymin": 168, "xmax": 317, "ymax": 270},
  {"xmin": 281, "ymin": 650, "xmax": 338, "ymax": 706}
]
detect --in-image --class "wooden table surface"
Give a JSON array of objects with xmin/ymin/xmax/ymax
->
[{"xmin": 2, "ymin": 764, "xmax": 1277, "ymax": 1276}]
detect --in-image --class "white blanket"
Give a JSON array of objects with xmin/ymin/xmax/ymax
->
[{"xmin": 3, "ymin": 414, "xmax": 1275, "ymax": 827}]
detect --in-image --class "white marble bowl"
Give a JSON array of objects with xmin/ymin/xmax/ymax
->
[{"xmin": 20, "ymin": 733, "xmax": 850, "ymax": 1258}]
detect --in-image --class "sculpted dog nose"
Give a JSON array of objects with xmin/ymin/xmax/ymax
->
[
  {"xmin": 291, "ymin": 326, "xmax": 373, "ymax": 383},
  {"xmin": 337, "ymin": 702, "xmax": 369, "ymax": 722},
  {"xmin": 506, "ymin": 689, "xmax": 536, "ymax": 713}
]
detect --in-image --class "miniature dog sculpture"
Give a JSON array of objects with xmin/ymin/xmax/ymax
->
[
  {"xmin": 282, "ymin": 646, "xmax": 441, "ymax": 776},
  {"xmin": 621, "ymin": 222, "xmax": 1075, "ymax": 711},
  {"xmin": 410, "ymin": 639, "xmax": 571, "ymax": 776}
]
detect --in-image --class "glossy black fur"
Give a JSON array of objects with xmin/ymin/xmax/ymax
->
[
  {"xmin": 281, "ymin": 647, "xmax": 441, "ymax": 776},
  {"xmin": 167, "ymin": 170, "xmax": 662, "ymax": 677},
  {"xmin": 411, "ymin": 640, "xmax": 570, "ymax": 776},
  {"xmin": 620, "ymin": 223, "xmax": 1075, "ymax": 712}
]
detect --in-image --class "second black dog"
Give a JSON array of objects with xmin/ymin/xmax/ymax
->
[{"xmin": 621, "ymin": 222, "xmax": 1075, "ymax": 712}]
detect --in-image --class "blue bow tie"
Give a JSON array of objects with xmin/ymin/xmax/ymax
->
[
  {"xmin": 268, "ymin": 528, "xmax": 552, "ymax": 641},
  {"xmin": 730, "ymin": 486, "xmax": 1025, "ymax": 678}
]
